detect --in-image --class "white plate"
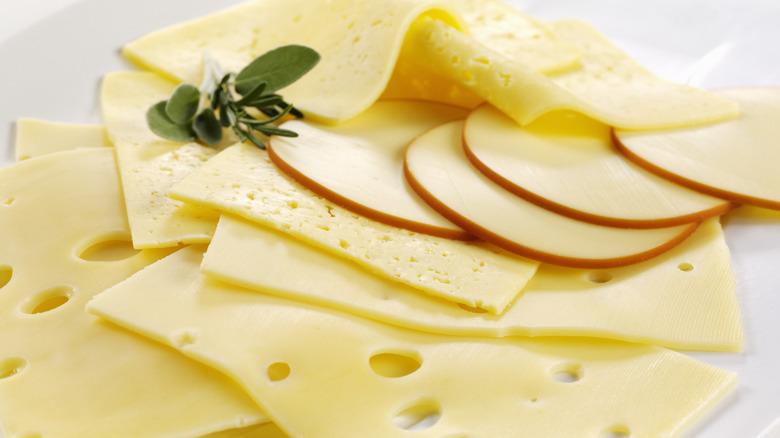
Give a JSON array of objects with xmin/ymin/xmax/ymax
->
[{"xmin": 0, "ymin": 1, "xmax": 778, "ymax": 437}]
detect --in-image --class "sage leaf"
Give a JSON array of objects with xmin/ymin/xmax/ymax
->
[
  {"xmin": 146, "ymin": 101, "xmax": 196, "ymax": 143},
  {"xmin": 165, "ymin": 84, "xmax": 201, "ymax": 124},
  {"xmin": 192, "ymin": 108, "xmax": 223, "ymax": 146},
  {"xmin": 235, "ymin": 44, "xmax": 320, "ymax": 96}
]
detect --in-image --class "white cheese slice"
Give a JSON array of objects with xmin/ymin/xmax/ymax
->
[
  {"xmin": 269, "ymin": 100, "xmax": 468, "ymax": 239},
  {"xmin": 203, "ymin": 215, "xmax": 743, "ymax": 352},
  {"xmin": 87, "ymin": 245, "xmax": 738, "ymax": 438},
  {"xmin": 169, "ymin": 143, "xmax": 538, "ymax": 315},
  {"xmin": 614, "ymin": 88, "xmax": 780, "ymax": 210},
  {"xmin": 463, "ymin": 105, "xmax": 733, "ymax": 227},
  {"xmin": 122, "ymin": 0, "xmax": 466, "ymax": 124},
  {"xmin": 101, "ymin": 71, "xmax": 225, "ymax": 248},
  {"xmin": 0, "ymin": 149, "xmax": 267, "ymax": 438},
  {"xmin": 405, "ymin": 121, "xmax": 698, "ymax": 267},
  {"xmin": 14, "ymin": 118, "xmax": 111, "ymax": 160},
  {"xmin": 403, "ymin": 17, "xmax": 739, "ymax": 129}
]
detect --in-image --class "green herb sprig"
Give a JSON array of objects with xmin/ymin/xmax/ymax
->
[{"xmin": 146, "ymin": 44, "xmax": 320, "ymax": 148}]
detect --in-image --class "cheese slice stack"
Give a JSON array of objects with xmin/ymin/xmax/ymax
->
[
  {"xmin": 87, "ymin": 246, "xmax": 738, "ymax": 438},
  {"xmin": 101, "ymin": 71, "xmax": 227, "ymax": 248},
  {"xmin": 202, "ymin": 214, "xmax": 743, "ymax": 352},
  {"xmin": 0, "ymin": 148, "xmax": 268, "ymax": 438},
  {"xmin": 170, "ymin": 143, "xmax": 539, "ymax": 314}
]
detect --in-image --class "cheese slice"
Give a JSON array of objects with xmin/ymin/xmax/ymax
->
[
  {"xmin": 203, "ymin": 215, "xmax": 743, "ymax": 352},
  {"xmin": 463, "ymin": 105, "xmax": 733, "ymax": 227},
  {"xmin": 405, "ymin": 121, "xmax": 698, "ymax": 268},
  {"xmin": 380, "ymin": 0, "xmax": 581, "ymax": 106},
  {"xmin": 101, "ymin": 71, "xmax": 226, "ymax": 248},
  {"xmin": 87, "ymin": 246, "xmax": 737, "ymax": 438},
  {"xmin": 615, "ymin": 88, "xmax": 780, "ymax": 210},
  {"xmin": 269, "ymin": 100, "xmax": 468, "ymax": 239},
  {"xmin": 14, "ymin": 118, "xmax": 111, "ymax": 160},
  {"xmin": 122, "ymin": 0, "xmax": 465, "ymax": 124},
  {"xmin": 0, "ymin": 149, "xmax": 267, "ymax": 438},
  {"xmin": 403, "ymin": 17, "xmax": 738, "ymax": 129},
  {"xmin": 170, "ymin": 143, "xmax": 538, "ymax": 315}
]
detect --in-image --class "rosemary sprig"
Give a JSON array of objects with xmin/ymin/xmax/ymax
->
[{"xmin": 146, "ymin": 44, "xmax": 320, "ymax": 148}]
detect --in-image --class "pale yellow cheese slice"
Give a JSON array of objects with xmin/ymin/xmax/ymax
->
[
  {"xmin": 204, "ymin": 215, "xmax": 743, "ymax": 352},
  {"xmin": 122, "ymin": 0, "xmax": 465, "ymax": 124},
  {"xmin": 269, "ymin": 100, "xmax": 468, "ymax": 239},
  {"xmin": 101, "ymin": 71, "xmax": 225, "ymax": 248},
  {"xmin": 0, "ymin": 149, "xmax": 266, "ymax": 438},
  {"xmin": 380, "ymin": 0, "xmax": 581, "ymax": 107},
  {"xmin": 169, "ymin": 143, "xmax": 538, "ymax": 315},
  {"xmin": 14, "ymin": 118, "xmax": 111, "ymax": 160},
  {"xmin": 463, "ymin": 105, "xmax": 733, "ymax": 227},
  {"xmin": 615, "ymin": 88, "xmax": 780, "ymax": 210},
  {"xmin": 87, "ymin": 246, "xmax": 737, "ymax": 438},
  {"xmin": 405, "ymin": 121, "xmax": 698, "ymax": 267},
  {"xmin": 404, "ymin": 16, "xmax": 739, "ymax": 129}
]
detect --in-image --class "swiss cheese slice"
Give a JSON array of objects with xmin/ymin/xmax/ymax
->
[
  {"xmin": 269, "ymin": 100, "xmax": 468, "ymax": 239},
  {"xmin": 614, "ymin": 88, "xmax": 780, "ymax": 210},
  {"xmin": 122, "ymin": 0, "xmax": 465, "ymax": 124},
  {"xmin": 405, "ymin": 121, "xmax": 698, "ymax": 268},
  {"xmin": 169, "ymin": 143, "xmax": 538, "ymax": 314},
  {"xmin": 101, "ymin": 71, "xmax": 224, "ymax": 248},
  {"xmin": 204, "ymin": 215, "xmax": 743, "ymax": 352},
  {"xmin": 14, "ymin": 118, "xmax": 111, "ymax": 160},
  {"xmin": 463, "ymin": 105, "xmax": 733, "ymax": 227},
  {"xmin": 380, "ymin": 0, "xmax": 581, "ymax": 107},
  {"xmin": 0, "ymin": 149, "xmax": 267, "ymax": 438},
  {"xmin": 403, "ymin": 17, "xmax": 738, "ymax": 129},
  {"xmin": 88, "ymin": 246, "xmax": 737, "ymax": 438}
]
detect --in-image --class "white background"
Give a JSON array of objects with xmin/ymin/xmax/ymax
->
[{"xmin": 0, "ymin": 0, "xmax": 778, "ymax": 437}]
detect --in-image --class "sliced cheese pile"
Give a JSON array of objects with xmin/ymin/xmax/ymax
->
[
  {"xmin": 203, "ymin": 215, "xmax": 743, "ymax": 351},
  {"xmin": 14, "ymin": 118, "xmax": 112, "ymax": 160},
  {"xmin": 463, "ymin": 105, "xmax": 733, "ymax": 227},
  {"xmin": 269, "ymin": 100, "xmax": 468, "ymax": 239},
  {"xmin": 170, "ymin": 143, "xmax": 539, "ymax": 314},
  {"xmin": 87, "ymin": 246, "xmax": 737, "ymax": 438},
  {"xmin": 101, "ymin": 71, "xmax": 225, "ymax": 248},
  {"xmin": 615, "ymin": 88, "xmax": 780, "ymax": 210},
  {"xmin": 403, "ymin": 16, "xmax": 739, "ymax": 129},
  {"xmin": 0, "ymin": 148, "xmax": 268, "ymax": 438},
  {"xmin": 404, "ymin": 121, "xmax": 698, "ymax": 268}
]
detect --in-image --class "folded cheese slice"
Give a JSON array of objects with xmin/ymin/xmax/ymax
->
[
  {"xmin": 101, "ymin": 71, "xmax": 226, "ymax": 248},
  {"xmin": 87, "ymin": 246, "xmax": 737, "ymax": 438},
  {"xmin": 170, "ymin": 143, "xmax": 538, "ymax": 314},
  {"xmin": 404, "ymin": 17, "xmax": 738, "ymax": 129},
  {"xmin": 14, "ymin": 118, "xmax": 111, "ymax": 160},
  {"xmin": 0, "ymin": 149, "xmax": 266, "ymax": 438},
  {"xmin": 203, "ymin": 214, "xmax": 743, "ymax": 352}
]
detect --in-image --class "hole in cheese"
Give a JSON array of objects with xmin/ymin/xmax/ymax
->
[
  {"xmin": 20, "ymin": 286, "xmax": 74, "ymax": 314},
  {"xmin": 2, "ymin": 198, "xmax": 14, "ymax": 206},
  {"xmin": 172, "ymin": 330, "xmax": 199, "ymax": 349},
  {"xmin": 392, "ymin": 398, "xmax": 442, "ymax": 431},
  {"xmin": 0, "ymin": 357, "xmax": 27, "ymax": 380},
  {"xmin": 0, "ymin": 265, "xmax": 12, "ymax": 289},
  {"xmin": 267, "ymin": 362, "xmax": 291, "ymax": 382},
  {"xmin": 369, "ymin": 351, "xmax": 422, "ymax": 378},
  {"xmin": 586, "ymin": 271, "xmax": 613, "ymax": 284},
  {"xmin": 457, "ymin": 303, "xmax": 489, "ymax": 314},
  {"xmin": 551, "ymin": 362, "xmax": 584, "ymax": 383},
  {"xmin": 678, "ymin": 262, "xmax": 694, "ymax": 272},
  {"xmin": 599, "ymin": 425, "xmax": 631, "ymax": 437},
  {"xmin": 77, "ymin": 233, "xmax": 141, "ymax": 262}
]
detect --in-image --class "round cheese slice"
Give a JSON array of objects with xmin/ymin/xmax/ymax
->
[
  {"xmin": 463, "ymin": 105, "xmax": 733, "ymax": 227},
  {"xmin": 614, "ymin": 88, "xmax": 780, "ymax": 209},
  {"xmin": 404, "ymin": 121, "xmax": 699, "ymax": 268},
  {"xmin": 269, "ymin": 100, "xmax": 469, "ymax": 239}
]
